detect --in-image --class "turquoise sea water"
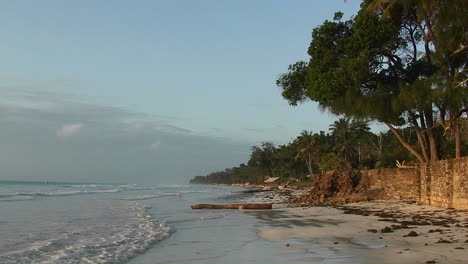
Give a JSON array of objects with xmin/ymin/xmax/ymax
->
[{"xmin": 0, "ymin": 181, "xmax": 256, "ymax": 264}]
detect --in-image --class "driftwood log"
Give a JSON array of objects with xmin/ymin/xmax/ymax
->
[{"xmin": 191, "ymin": 203, "xmax": 272, "ymax": 210}]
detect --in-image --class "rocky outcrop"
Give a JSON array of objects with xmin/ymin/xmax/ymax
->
[{"xmin": 290, "ymin": 169, "xmax": 385, "ymax": 206}]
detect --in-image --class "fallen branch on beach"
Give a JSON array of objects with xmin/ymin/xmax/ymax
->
[{"xmin": 191, "ymin": 203, "xmax": 273, "ymax": 209}]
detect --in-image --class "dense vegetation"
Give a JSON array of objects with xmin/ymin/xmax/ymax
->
[
  {"xmin": 277, "ymin": 0, "xmax": 467, "ymax": 163},
  {"xmin": 190, "ymin": 118, "xmax": 464, "ymax": 184},
  {"xmin": 190, "ymin": 0, "xmax": 467, "ymax": 185}
]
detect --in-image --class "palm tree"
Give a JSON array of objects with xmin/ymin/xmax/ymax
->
[
  {"xmin": 294, "ymin": 130, "xmax": 317, "ymax": 178},
  {"xmin": 329, "ymin": 118, "xmax": 354, "ymax": 162},
  {"xmin": 329, "ymin": 118, "xmax": 370, "ymax": 164}
]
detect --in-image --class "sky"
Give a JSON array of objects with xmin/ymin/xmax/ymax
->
[{"xmin": 0, "ymin": 0, "xmax": 366, "ymax": 184}]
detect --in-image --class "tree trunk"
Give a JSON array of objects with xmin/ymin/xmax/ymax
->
[
  {"xmin": 385, "ymin": 123, "xmax": 425, "ymax": 164},
  {"xmin": 427, "ymin": 129, "xmax": 439, "ymax": 161},
  {"xmin": 424, "ymin": 111, "xmax": 439, "ymax": 161},
  {"xmin": 415, "ymin": 129, "xmax": 430, "ymax": 162},
  {"xmin": 306, "ymin": 153, "xmax": 314, "ymax": 177},
  {"xmin": 454, "ymin": 119, "xmax": 461, "ymax": 158},
  {"xmin": 410, "ymin": 114, "xmax": 429, "ymax": 162}
]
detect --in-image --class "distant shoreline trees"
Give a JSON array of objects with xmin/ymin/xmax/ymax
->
[{"xmin": 190, "ymin": 119, "xmax": 422, "ymax": 184}]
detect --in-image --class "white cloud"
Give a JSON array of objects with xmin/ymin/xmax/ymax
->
[
  {"xmin": 126, "ymin": 122, "xmax": 150, "ymax": 134},
  {"xmin": 56, "ymin": 123, "xmax": 83, "ymax": 137},
  {"xmin": 149, "ymin": 141, "xmax": 161, "ymax": 151}
]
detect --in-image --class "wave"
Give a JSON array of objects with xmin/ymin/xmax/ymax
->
[
  {"xmin": 180, "ymin": 189, "xmax": 219, "ymax": 194},
  {"xmin": 0, "ymin": 189, "xmax": 123, "ymax": 202},
  {"xmin": 152, "ymin": 184, "xmax": 190, "ymax": 189},
  {"xmin": 0, "ymin": 195, "xmax": 35, "ymax": 202},
  {"xmin": 14, "ymin": 189, "xmax": 122, "ymax": 197},
  {"xmin": 121, "ymin": 192, "xmax": 182, "ymax": 200},
  {"xmin": 0, "ymin": 183, "xmax": 218, "ymax": 202},
  {"xmin": 64, "ymin": 184, "xmax": 136, "ymax": 189},
  {"xmin": 0, "ymin": 201, "xmax": 174, "ymax": 264}
]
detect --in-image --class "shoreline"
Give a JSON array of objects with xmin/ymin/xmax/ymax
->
[{"xmin": 240, "ymin": 185, "xmax": 468, "ymax": 263}]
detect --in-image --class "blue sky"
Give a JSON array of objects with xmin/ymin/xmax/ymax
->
[{"xmin": 0, "ymin": 0, "xmax": 367, "ymax": 183}]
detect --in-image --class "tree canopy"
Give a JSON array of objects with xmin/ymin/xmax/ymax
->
[{"xmin": 276, "ymin": 0, "xmax": 467, "ymax": 163}]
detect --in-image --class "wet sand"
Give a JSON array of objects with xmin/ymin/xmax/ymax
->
[
  {"xmin": 255, "ymin": 199, "xmax": 468, "ymax": 264},
  {"xmin": 129, "ymin": 186, "xmax": 468, "ymax": 264}
]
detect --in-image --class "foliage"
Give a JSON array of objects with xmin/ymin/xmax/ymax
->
[
  {"xmin": 190, "ymin": 119, "xmax": 426, "ymax": 184},
  {"xmin": 276, "ymin": 0, "xmax": 467, "ymax": 162},
  {"xmin": 318, "ymin": 152, "xmax": 343, "ymax": 172}
]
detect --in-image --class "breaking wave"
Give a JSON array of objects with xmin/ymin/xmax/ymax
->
[{"xmin": 0, "ymin": 201, "xmax": 174, "ymax": 264}]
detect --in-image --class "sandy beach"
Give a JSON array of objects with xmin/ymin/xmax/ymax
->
[{"xmin": 243, "ymin": 187, "xmax": 468, "ymax": 264}]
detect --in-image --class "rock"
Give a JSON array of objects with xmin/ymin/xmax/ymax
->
[
  {"xmin": 425, "ymin": 261, "xmax": 437, "ymax": 264},
  {"xmin": 367, "ymin": 229, "xmax": 378, "ymax": 233},
  {"xmin": 285, "ymin": 243, "xmax": 290, "ymax": 247},
  {"xmin": 436, "ymin": 239, "xmax": 452, "ymax": 243},
  {"xmin": 455, "ymin": 247, "xmax": 464, "ymax": 249},
  {"xmin": 403, "ymin": 231, "xmax": 418, "ymax": 237},
  {"xmin": 381, "ymin": 226, "xmax": 394, "ymax": 233}
]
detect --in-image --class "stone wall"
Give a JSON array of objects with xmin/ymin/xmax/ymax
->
[
  {"xmin": 361, "ymin": 167, "xmax": 419, "ymax": 200},
  {"xmin": 419, "ymin": 157, "xmax": 468, "ymax": 209},
  {"xmin": 360, "ymin": 157, "xmax": 468, "ymax": 209},
  {"xmin": 295, "ymin": 157, "xmax": 467, "ymax": 208}
]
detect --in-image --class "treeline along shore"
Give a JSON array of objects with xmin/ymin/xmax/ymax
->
[{"xmin": 190, "ymin": 118, "xmax": 467, "ymax": 186}]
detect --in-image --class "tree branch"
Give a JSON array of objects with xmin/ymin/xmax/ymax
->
[{"xmin": 385, "ymin": 122, "xmax": 426, "ymax": 164}]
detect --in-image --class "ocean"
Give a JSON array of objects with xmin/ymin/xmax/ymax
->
[{"xmin": 0, "ymin": 181, "xmax": 281, "ymax": 264}]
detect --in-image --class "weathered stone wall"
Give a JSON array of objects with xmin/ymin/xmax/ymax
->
[
  {"xmin": 294, "ymin": 157, "xmax": 467, "ymax": 208},
  {"xmin": 360, "ymin": 157, "xmax": 468, "ymax": 209},
  {"xmin": 361, "ymin": 168, "xmax": 419, "ymax": 200},
  {"xmin": 419, "ymin": 157, "xmax": 468, "ymax": 209}
]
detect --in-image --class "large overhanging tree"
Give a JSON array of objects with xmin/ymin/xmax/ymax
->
[{"xmin": 276, "ymin": 0, "xmax": 467, "ymax": 164}]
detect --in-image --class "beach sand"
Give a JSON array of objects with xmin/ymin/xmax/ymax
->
[
  {"xmin": 255, "ymin": 199, "xmax": 468, "ymax": 264},
  {"xmin": 128, "ymin": 186, "xmax": 468, "ymax": 264}
]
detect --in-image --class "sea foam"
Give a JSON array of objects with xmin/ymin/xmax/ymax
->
[{"xmin": 0, "ymin": 201, "xmax": 174, "ymax": 264}]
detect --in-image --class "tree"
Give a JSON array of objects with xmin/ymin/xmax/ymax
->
[
  {"xmin": 366, "ymin": 0, "xmax": 468, "ymax": 158},
  {"xmin": 319, "ymin": 152, "xmax": 344, "ymax": 172},
  {"xmin": 276, "ymin": 0, "xmax": 467, "ymax": 163},
  {"xmin": 329, "ymin": 118, "xmax": 355, "ymax": 162},
  {"xmin": 329, "ymin": 118, "xmax": 371, "ymax": 165},
  {"xmin": 190, "ymin": 118, "xmax": 429, "ymax": 184},
  {"xmin": 248, "ymin": 142, "xmax": 278, "ymax": 178},
  {"xmin": 294, "ymin": 130, "xmax": 317, "ymax": 177}
]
